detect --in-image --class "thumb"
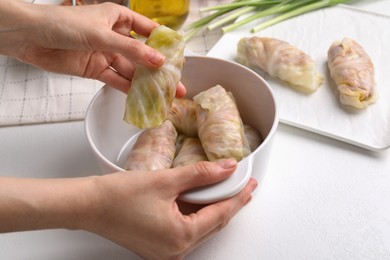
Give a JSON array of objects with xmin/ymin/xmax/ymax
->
[{"xmin": 170, "ymin": 159, "xmax": 238, "ymax": 194}]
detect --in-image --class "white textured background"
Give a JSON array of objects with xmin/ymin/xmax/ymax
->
[{"xmin": 1, "ymin": 1, "xmax": 390, "ymax": 260}]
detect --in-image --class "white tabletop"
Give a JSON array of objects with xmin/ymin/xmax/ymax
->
[{"xmin": 1, "ymin": 1, "xmax": 390, "ymax": 259}]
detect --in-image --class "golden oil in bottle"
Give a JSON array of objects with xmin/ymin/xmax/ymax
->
[{"xmin": 130, "ymin": 0, "xmax": 190, "ymax": 30}]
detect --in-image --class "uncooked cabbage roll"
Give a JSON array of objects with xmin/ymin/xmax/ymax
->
[
  {"xmin": 193, "ymin": 85, "xmax": 250, "ymax": 162},
  {"xmin": 167, "ymin": 98, "xmax": 198, "ymax": 137},
  {"xmin": 172, "ymin": 137, "xmax": 208, "ymax": 167},
  {"xmin": 124, "ymin": 25, "xmax": 185, "ymax": 128},
  {"xmin": 237, "ymin": 37, "xmax": 324, "ymax": 92},
  {"xmin": 124, "ymin": 120, "xmax": 177, "ymax": 171},
  {"xmin": 327, "ymin": 37, "xmax": 376, "ymax": 109},
  {"xmin": 244, "ymin": 124, "xmax": 262, "ymax": 152}
]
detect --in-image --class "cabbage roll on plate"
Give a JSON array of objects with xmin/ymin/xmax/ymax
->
[
  {"xmin": 327, "ymin": 37, "xmax": 377, "ymax": 109},
  {"xmin": 237, "ymin": 36, "xmax": 324, "ymax": 93}
]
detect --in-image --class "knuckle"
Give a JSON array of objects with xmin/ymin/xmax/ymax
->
[
  {"xmin": 127, "ymin": 37, "xmax": 143, "ymax": 49},
  {"xmin": 124, "ymin": 39, "xmax": 148, "ymax": 62},
  {"xmin": 218, "ymin": 207, "xmax": 233, "ymax": 228},
  {"xmin": 239, "ymin": 191, "xmax": 250, "ymax": 205},
  {"xmin": 100, "ymin": 2, "xmax": 117, "ymax": 10},
  {"xmin": 193, "ymin": 161, "xmax": 214, "ymax": 181},
  {"xmin": 126, "ymin": 38, "xmax": 144, "ymax": 53}
]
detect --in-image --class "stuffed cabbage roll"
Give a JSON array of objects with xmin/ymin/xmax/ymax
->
[
  {"xmin": 174, "ymin": 134, "xmax": 187, "ymax": 156},
  {"xmin": 167, "ymin": 98, "xmax": 198, "ymax": 137},
  {"xmin": 172, "ymin": 137, "xmax": 208, "ymax": 167},
  {"xmin": 124, "ymin": 120, "xmax": 177, "ymax": 171},
  {"xmin": 193, "ymin": 85, "xmax": 250, "ymax": 162},
  {"xmin": 327, "ymin": 37, "xmax": 376, "ymax": 109},
  {"xmin": 124, "ymin": 25, "xmax": 185, "ymax": 128},
  {"xmin": 237, "ymin": 37, "xmax": 324, "ymax": 92},
  {"xmin": 244, "ymin": 124, "xmax": 262, "ymax": 152}
]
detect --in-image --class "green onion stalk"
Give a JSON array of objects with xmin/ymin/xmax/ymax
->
[{"xmin": 184, "ymin": 0, "xmax": 354, "ymax": 41}]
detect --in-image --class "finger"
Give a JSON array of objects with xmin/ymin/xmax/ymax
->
[
  {"xmin": 112, "ymin": 14, "xmax": 158, "ymax": 38},
  {"xmin": 184, "ymin": 178, "xmax": 258, "ymax": 245},
  {"xmin": 169, "ymin": 159, "xmax": 238, "ymax": 193},
  {"xmin": 100, "ymin": 31, "xmax": 165, "ymax": 68},
  {"xmin": 109, "ymin": 56, "xmax": 185, "ymax": 96},
  {"xmin": 109, "ymin": 62, "xmax": 185, "ymax": 96},
  {"xmin": 176, "ymin": 81, "xmax": 186, "ymax": 98},
  {"xmin": 109, "ymin": 55, "xmax": 137, "ymax": 81},
  {"xmin": 196, "ymin": 178, "xmax": 257, "ymax": 226},
  {"xmin": 96, "ymin": 7, "xmax": 164, "ymax": 67},
  {"xmin": 97, "ymin": 67, "xmax": 132, "ymax": 93},
  {"xmin": 100, "ymin": 3, "xmax": 159, "ymax": 38},
  {"xmin": 109, "ymin": 54, "xmax": 185, "ymax": 96},
  {"xmin": 121, "ymin": 8, "xmax": 160, "ymax": 38}
]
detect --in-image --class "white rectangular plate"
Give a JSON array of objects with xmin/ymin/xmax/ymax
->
[{"xmin": 207, "ymin": 5, "xmax": 390, "ymax": 151}]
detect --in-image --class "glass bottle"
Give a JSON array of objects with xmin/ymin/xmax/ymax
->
[{"xmin": 129, "ymin": 0, "xmax": 190, "ymax": 30}]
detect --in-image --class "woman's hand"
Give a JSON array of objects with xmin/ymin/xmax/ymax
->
[
  {"xmin": 87, "ymin": 159, "xmax": 257, "ymax": 259},
  {"xmin": 0, "ymin": 1, "xmax": 185, "ymax": 96},
  {"xmin": 0, "ymin": 159, "xmax": 257, "ymax": 259}
]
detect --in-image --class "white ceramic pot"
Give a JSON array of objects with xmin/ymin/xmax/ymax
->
[{"xmin": 85, "ymin": 56, "xmax": 278, "ymax": 204}]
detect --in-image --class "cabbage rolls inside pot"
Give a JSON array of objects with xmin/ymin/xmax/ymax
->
[
  {"xmin": 168, "ymin": 98, "xmax": 198, "ymax": 137},
  {"xmin": 174, "ymin": 134, "xmax": 187, "ymax": 157},
  {"xmin": 124, "ymin": 120, "xmax": 177, "ymax": 171},
  {"xmin": 237, "ymin": 37, "xmax": 324, "ymax": 93},
  {"xmin": 193, "ymin": 85, "xmax": 250, "ymax": 162},
  {"xmin": 327, "ymin": 37, "xmax": 376, "ymax": 109},
  {"xmin": 124, "ymin": 25, "xmax": 185, "ymax": 128},
  {"xmin": 244, "ymin": 124, "xmax": 262, "ymax": 152},
  {"xmin": 172, "ymin": 137, "xmax": 208, "ymax": 167}
]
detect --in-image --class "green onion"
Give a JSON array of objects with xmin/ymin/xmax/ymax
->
[
  {"xmin": 223, "ymin": 0, "xmax": 309, "ymax": 33},
  {"xmin": 200, "ymin": 0, "xmax": 281, "ymax": 12},
  {"xmin": 184, "ymin": 0, "xmax": 353, "ymax": 41},
  {"xmin": 182, "ymin": 0, "xmax": 245, "ymax": 42},
  {"xmin": 184, "ymin": 0, "xmax": 246, "ymax": 31},
  {"xmin": 251, "ymin": 0, "xmax": 350, "ymax": 32},
  {"xmin": 207, "ymin": 6, "xmax": 257, "ymax": 31}
]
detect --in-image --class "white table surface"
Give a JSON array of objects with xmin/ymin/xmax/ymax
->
[{"xmin": 1, "ymin": 1, "xmax": 390, "ymax": 259}]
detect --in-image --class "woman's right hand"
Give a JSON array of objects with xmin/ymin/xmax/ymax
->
[
  {"xmin": 0, "ymin": 159, "xmax": 256, "ymax": 259},
  {"xmin": 87, "ymin": 159, "xmax": 257, "ymax": 259}
]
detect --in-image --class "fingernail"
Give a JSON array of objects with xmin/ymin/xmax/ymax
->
[
  {"xmin": 147, "ymin": 50, "xmax": 164, "ymax": 66},
  {"xmin": 176, "ymin": 82, "xmax": 187, "ymax": 98},
  {"xmin": 216, "ymin": 158, "xmax": 237, "ymax": 169}
]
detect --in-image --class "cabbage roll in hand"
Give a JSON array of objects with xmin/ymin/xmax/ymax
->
[
  {"xmin": 237, "ymin": 37, "xmax": 324, "ymax": 93},
  {"xmin": 167, "ymin": 98, "xmax": 198, "ymax": 137},
  {"xmin": 327, "ymin": 37, "xmax": 376, "ymax": 109},
  {"xmin": 172, "ymin": 137, "xmax": 208, "ymax": 167},
  {"xmin": 124, "ymin": 120, "xmax": 177, "ymax": 171},
  {"xmin": 194, "ymin": 85, "xmax": 250, "ymax": 162},
  {"xmin": 124, "ymin": 25, "xmax": 185, "ymax": 128}
]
